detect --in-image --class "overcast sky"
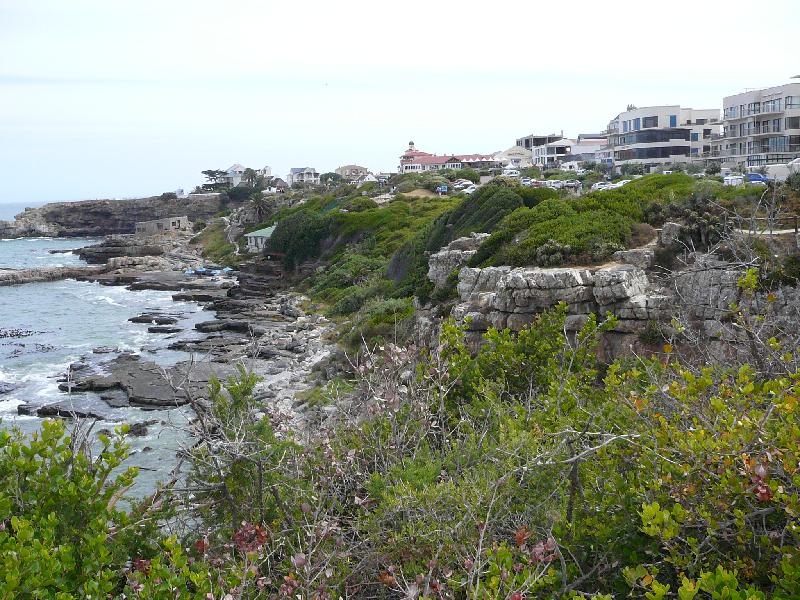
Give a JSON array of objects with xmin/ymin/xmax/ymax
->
[{"xmin": 1, "ymin": 0, "xmax": 798, "ymax": 204}]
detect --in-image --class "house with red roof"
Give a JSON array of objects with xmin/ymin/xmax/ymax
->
[{"xmin": 398, "ymin": 141, "xmax": 500, "ymax": 174}]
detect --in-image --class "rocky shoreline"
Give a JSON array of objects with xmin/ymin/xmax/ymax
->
[{"xmin": 8, "ymin": 232, "xmax": 343, "ymax": 437}]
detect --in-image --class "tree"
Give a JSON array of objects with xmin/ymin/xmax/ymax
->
[
  {"xmin": 787, "ymin": 171, "xmax": 800, "ymax": 193},
  {"xmin": 320, "ymin": 172, "xmax": 344, "ymax": 187},
  {"xmin": 200, "ymin": 169, "xmax": 228, "ymax": 191},
  {"xmin": 242, "ymin": 168, "xmax": 258, "ymax": 187},
  {"xmin": 706, "ymin": 161, "xmax": 722, "ymax": 175}
]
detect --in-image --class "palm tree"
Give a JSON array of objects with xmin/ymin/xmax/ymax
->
[
  {"xmin": 243, "ymin": 168, "xmax": 258, "ymax": 187},
  {"xmin": 251, "ymin": 195, "xmax": 269, "ymax": 223}
]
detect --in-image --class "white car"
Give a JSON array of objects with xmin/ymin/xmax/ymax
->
[
  {"xmin": 462, "ymin": 184, "xmax": 478, "ymax": 194},
  {"xmin": 591, "ymin": 182, "xmax": 611, "ymax": 191},
  {"xmin": 502, "ymin": 169, "xmax": 520, "ymax": 178}
]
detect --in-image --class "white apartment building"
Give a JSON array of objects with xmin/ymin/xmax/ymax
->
[
  {"xmin": 722, "ymin": 82, "xmax": 800, "ymax": 168},
  {"xmin": 607, "ymin": 105, "xmax": 721, "ymax": 171},
  {"xmin": 532, "ymin": 139, "xmax": 576, "ymax": 167}
]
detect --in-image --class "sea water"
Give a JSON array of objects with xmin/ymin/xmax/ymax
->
[{"xmin": 0, "ymin": 237, "xmax": 210, "ymax": 495}]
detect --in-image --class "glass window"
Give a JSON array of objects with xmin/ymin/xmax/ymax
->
[
  {"xmin": 786, "ymin": 117, "xmax": 800, "ymax": 130},
  {"xmin": 691, "ymin": 133, "xmax": 699, "ymax": 141},
  {"xmin": 642, "ymin": 116, "xmax": 658, "ymax": 128},
  {"xmin": 773, "ymin": 119, "xmax": 781, "ymax": 132},
  {"xmin": 633, "ymin": 118, "xmax": 641, "ymax": 130},
  {"xmin": 669, "ymin": 115, "xmax": 677, "ymax": 127}
]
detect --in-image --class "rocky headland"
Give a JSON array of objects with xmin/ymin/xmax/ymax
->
[{"xmin": 0, "ymin": 193, "xmax": 226, "ymax": 238}]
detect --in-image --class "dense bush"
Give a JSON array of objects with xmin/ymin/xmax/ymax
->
[
  {"xmin": 8, "ymin": 298, "xmax": 800, "ymax": 597},
  {"xmin": 470, "ymin": 197, "xmax": 632, "ymax": 267},
  {"xmin": 267, "ymin": 209, "xmax": 331, "ymax": 268}
]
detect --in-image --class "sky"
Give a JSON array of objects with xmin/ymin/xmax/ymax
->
[{"xmin": 1, "ymin": 0, "xmax": 799, "ymax": 205}]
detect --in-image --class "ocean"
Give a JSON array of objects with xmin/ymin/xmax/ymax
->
[
  {"xmin": 0, "ymin": 237, "xmax": 209, "ymax": 495},
  {"xmin": 0, "ymin": 201, "xmax": 45, "ymax": 221}
]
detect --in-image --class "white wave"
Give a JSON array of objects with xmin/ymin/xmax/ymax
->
[{"xmin": 93, "ymin": 295, "xmax": 125, "ymax": 307}]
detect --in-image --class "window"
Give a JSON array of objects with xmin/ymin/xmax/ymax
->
[
  {"xmin": 633, "ymin": 118, "xmax": 641, "ymax": 130},
  {"xmin": 691, "ymin": 132, "xmax": 699, "ymax": 141},
  {"xmin": 696, "ymin": 118, "xmax": 707, "ymax": 125},
  {"xmin": 623, "ymin": 121, "xmax": 629, "ymax": 132},
  {"xmin": 669, "ymin": 115, "xmax": 677, "ymax": 127},
  {"xmin": 773, "ymin": 119, "xmax": 781, "ymax": 133},
  {"xmin": 787, "ymin": 117, "xmax": 800, "ymax": 130},
  {"xmin": 642, "ymin": 116, "xmax": 658, "ymax": 128},
  {"xmin": 787, "ymin": 96, "xmax": 800, "ymax": 109}
]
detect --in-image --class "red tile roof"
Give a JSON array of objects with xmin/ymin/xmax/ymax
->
[{"xmin": 413, "ymin": 155, "xmax": 461, "ymax": 165}]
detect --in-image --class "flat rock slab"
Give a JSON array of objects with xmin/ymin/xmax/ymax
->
[
  {"xmin": 147, "ymin": 326, "xmax": 182, "ymax": 334},
  {"xmin": 61, "ymin": 353, "xmax": 240, "ymax": 408},
  {"xmin": 18, "ymin": 399, "xmax": 116, "ymax": 421}
]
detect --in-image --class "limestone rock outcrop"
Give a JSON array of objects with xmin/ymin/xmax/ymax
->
[
  {"xmin": 452, "ymin": 263, "xmax": 665, "ymax": 340},
  {"xmin": 427, "ymin": 233, "xmax": 489, "ymax": 289}
]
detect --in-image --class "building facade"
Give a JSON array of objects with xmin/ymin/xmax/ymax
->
[
  {"xmin": 244, "ymin": 225, "xmax": 276, "ymax": 252},
  {"xmin": 607, "ymin": 105, "xmax": 721, "ymax": 171},
  {"xmin": 335, "ymin": 164, "xmax": 370, "ymax": 181},
  {"xmin": 515, "ymin": 133, "xmax": 563, "ymax": 150},
  {"xmin": 398, "ymin": 142, "xmax": 500, "ymax": 173},
  {"xmin": 722, "ymin": 82, "xmax": 800, "ymax": 168},
  {"xmin": 532, "ymin": 138, "xmax": 576, "ymax": 167},
  {"xmin": 287, "ymin": 167, "xmax": 320, "ymax": 186}
]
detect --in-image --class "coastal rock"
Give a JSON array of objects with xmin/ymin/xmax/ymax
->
[
  {"xmin": 0, "ymin": 194, "xmax": 227, "ymax": 238},
  {"xmin": 0, "ymin": 265, "xmax": 108, "ymax": 287},
  {"xmin": 612, "ymin": 248, "xmax": 655, "ymax": 270},
  {"xmin": 147, "ymin": 326, "xmax": 182, "ymax": 334},
  {"xmin": 427, "ymin": 233, "xmax": 489, "ymax": 289},
  {"xmin": 0, "ymin": 381, "xmax": 18, "ymax": 395},
  {"xmin": 62, "ymin": 353, "xmax": 241, "ymax": 408},
  {"xmin": 453, "ymin": 263, "xmax": 659, "ymax": 343}
]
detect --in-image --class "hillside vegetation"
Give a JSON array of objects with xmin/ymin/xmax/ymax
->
[
  {"xmin": 6, "ymin": 306, "xmax": 800, "ymax": 598},
  {"xmin": 258, "ymin": 174, "xmax": 775, "ymax": 345}
]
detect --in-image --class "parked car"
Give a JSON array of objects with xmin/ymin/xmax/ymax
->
[
  {"xmin": 724, "ymin": 175, "xmax": 745, "ymax": 187},
  {"xmin": 502, "ymin": 169, "xmax": 520, "ymax": 178},
  {"xmin": 462, "ymin": 184, "xmax": 478, "ymax": 194},
  {"xmin": 520, "ymin": 177, "xmax": 532, "ymax": 186},
  {"xmin": 745, "ymin": 173, "xmax": 770, "ymax": 185},
  {"xmin": 591, "ymin": 181, "xmax": 611, "ymax": 191}
]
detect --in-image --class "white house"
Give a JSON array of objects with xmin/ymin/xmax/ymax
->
[
  {"xmin": 223, "ymin": 164, "xmax": 246, "ymax": 187},
  {"xmin": 287, "ymin": 167, "xmax": 320, "ymax": 186}
]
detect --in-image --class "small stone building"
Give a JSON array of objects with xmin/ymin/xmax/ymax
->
[{"xmin": 135, "ymin": 216, "xmax": 190, "ymax": 236}]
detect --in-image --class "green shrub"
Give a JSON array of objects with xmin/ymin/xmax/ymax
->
[
  {"xmin": 341, "ymin": 197, "xmax": 378, "ymax": 212},
  {"xmin": 343, "ymin": 297, "xmax": 415, "ymax": 347},
  {"xmin": 267, "ymin": 209, "xmax": 331, "ymax": 268}
]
